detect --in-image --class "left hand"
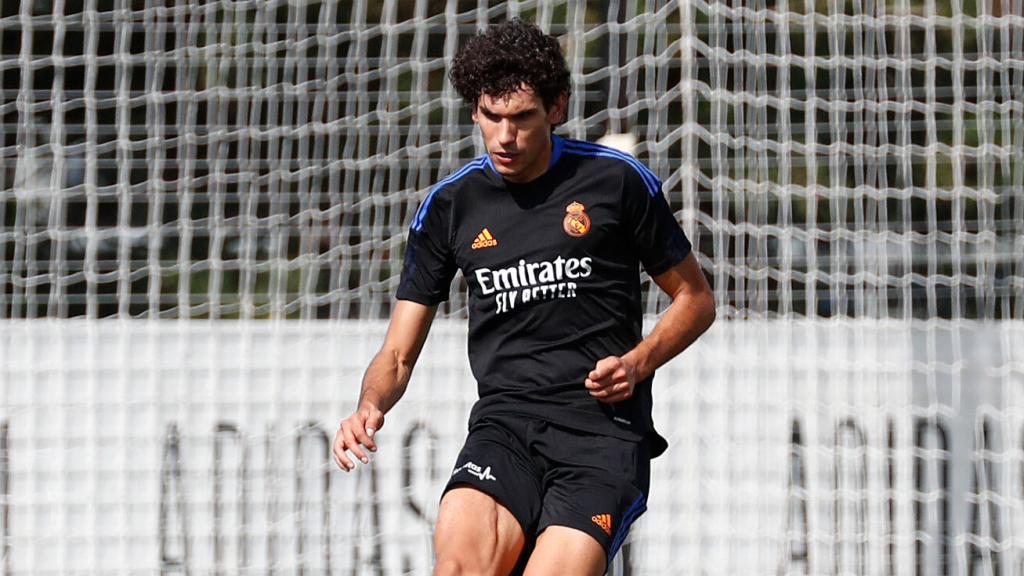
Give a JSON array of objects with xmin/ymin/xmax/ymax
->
[{"xmin": 584, "ymin": 355, "xmax": 638, "ymax": 404}]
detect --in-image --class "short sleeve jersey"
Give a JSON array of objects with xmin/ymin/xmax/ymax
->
[{"xmin": 396, "ymin": 135, "xmax": 692, "ymax": 457}]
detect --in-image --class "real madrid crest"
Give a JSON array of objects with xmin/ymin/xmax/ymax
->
[{"xmin": 563, "ymin": 201, "xmax": 591, "ymax": 237}]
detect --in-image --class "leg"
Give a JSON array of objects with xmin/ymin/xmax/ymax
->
[
  {"xmin": 434, "ymin": 486, "xmax": 525, "ymax": 576},
  {"xmin": 522, "ymin": 525, "xmax": 606, "ymax": 576},
  {"xmin": 436, "ymin": 415, "xmax": 545, "ymax": 575},
  {"xmin": 523, "ymin": 422, "xmax": 651, "ymax": 576}
]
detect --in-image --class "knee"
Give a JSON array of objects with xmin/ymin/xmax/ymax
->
[
  {"xmin": 433, "ymin": 540, "xmax": 510, "ymax": 576},
  {"xmin": 432, "ymin": 543, "xmax": 496, "ymax": 576}
]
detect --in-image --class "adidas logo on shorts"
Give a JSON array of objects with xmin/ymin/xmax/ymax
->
[{"xmin": 591, "ymin": 513, "xmax": 612, "ymax": 536}]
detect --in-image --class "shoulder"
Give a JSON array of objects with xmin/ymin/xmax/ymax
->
[
  {"xmin": 411, "ymin": 155, "xmax": 493, "ymax": 231},
  {"xmin": 558, "ymin": 137, "xmax": 661, "ymax": 197}
]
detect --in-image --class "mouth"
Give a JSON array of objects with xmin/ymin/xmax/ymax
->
[{"xmin": 492, "ymin": 151, "xmax": 519, "ymax": 166}]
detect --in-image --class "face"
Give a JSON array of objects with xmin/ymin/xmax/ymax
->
[{"xmin": 472, "ymin": 87, "xmax": 566, "ymax": 183}]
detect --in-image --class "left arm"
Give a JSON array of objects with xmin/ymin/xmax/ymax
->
[{"xmin": 585, "ymin": 252, "xmax": 716, "ymax": 403}]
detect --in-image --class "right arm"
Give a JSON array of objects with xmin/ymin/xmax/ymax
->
[{"xmin": 333, "ymin": 299, "xmax": 437, "ymax": 471}]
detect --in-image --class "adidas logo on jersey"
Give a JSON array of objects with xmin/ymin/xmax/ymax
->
[
  {"xmin": 471, "ymin": 228, "xmax": 498, "ymax": 250},
  {"xmin": 591, "ymin": 513, "xmax": 613, "ymax": 536}
]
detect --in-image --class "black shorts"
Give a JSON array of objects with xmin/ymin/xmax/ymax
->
[{"xmin": 442, "ymin": 413, "xmax": 650, "ymax": 569}]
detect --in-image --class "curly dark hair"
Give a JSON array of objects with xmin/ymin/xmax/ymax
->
[{"xmin": 449, "ymin": 19, "xmax": 571, "ymax": 113}]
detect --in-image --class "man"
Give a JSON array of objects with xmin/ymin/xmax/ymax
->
[{"xmin": 333, "ymin": 19, "xmax": 715, "ymax": 576}]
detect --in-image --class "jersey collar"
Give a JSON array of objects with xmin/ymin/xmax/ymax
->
[{"xmin": 548, "ymin": 133, "xmax": 565, "ymax": 169}]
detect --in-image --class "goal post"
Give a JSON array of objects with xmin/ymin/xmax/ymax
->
[{"xmin": 1, "ymin": 0, "xmax": 1022, "ymax": 574}]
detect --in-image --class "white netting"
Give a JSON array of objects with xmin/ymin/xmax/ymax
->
[
  {"xmin": 3, "ymin": 0, "xmax": 1019, "ymax": 320},
  {"xmin": 1, "ymin": 1, "xmax": 1023, "ymax": 575}
]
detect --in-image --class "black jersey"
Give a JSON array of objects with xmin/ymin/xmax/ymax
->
[{"xmin": 396, "ymin": 135, "xmax": 692, "ymax": 457}]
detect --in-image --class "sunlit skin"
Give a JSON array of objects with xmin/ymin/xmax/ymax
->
[{"xmin": 472, "ymin": 87, "xmax": 567, "ymax": 183}]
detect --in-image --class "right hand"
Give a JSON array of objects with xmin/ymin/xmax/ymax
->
[{"xmin": 333, "ymin": 404, "xmax": 384, "ymax": 472}]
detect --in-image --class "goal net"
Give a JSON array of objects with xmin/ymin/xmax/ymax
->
[{"xmin": 1, "ymin": 0, "xmax": 1022, "ymax": 574}]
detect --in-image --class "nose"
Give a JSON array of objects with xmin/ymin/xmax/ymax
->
[{"xmin": 497, "ymin": 119, "xmax": 516, "ymax": 146}]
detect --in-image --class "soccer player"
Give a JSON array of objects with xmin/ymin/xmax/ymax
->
[{"xmin": 333, "ymin": 19, "xmax": 715, "ymax": 576}]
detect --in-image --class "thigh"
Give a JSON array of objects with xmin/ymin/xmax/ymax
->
[
  {"xmin": 443, "ymin": 416, "xmax": 545, "ymax": 537},
  {"xmin": 522, "ymin": 525, "xmax": 605, "ymax": 576},
  {"xmin": 434, "ymin": 486, "xmax": 525, "ymax": 576},
  {"xmin": 534, "ymin": 425, "xmax": 650, "ymax": 568},
  {"xmin": 435, "ymin": 416, "xmax": 545, "ymax": 575}
]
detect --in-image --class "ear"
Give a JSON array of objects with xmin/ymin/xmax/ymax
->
[
  {"xmin": 471, "ymin": 100, "xmax": 480, "ymax": 124},
  {"xmin": 546, "ymin": 93, "xmax": 568, "ymax": 125}
]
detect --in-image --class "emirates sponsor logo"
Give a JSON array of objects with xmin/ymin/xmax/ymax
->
[{"xmin": 474, "ymin": 256, "xmax": 593, "ymax": 314}]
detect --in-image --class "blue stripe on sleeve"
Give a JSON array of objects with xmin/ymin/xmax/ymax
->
[
  {"xmin": 562, "ymin": 139, "xmax": 661, "ymax": 197},
  {"xmin": 411, "ymin": 156, "xmax": 489, "ymax": 231}
]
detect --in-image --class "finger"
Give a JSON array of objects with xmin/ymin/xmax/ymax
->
[
  {"xmin": 588, "ymin": 371, "xmax": 628, "ymax": 392},
  {"xmin": 593, "ymin": 382, "xmax": 633, "ymax": 401},
  {"xmin": 351, "ymin": 419, "xmax": 376, "ymax": 454},
  {"xmin": 360, "ymin": 410, "xmax": 384, "ymax": 452},
  {"xmin": 593, "ymin": 356, "xmax": 626, "ymax": 382},
  {"xmin": 587, "ymin": 370, "xmax": 612, "ymax": 388},
  {"xmin": 593, "ymin": 375, "xmax": 628, "ymax": 393},
  {"xmin": 333, "ymin": 432, "xmax": 355, "ymax": 471},
  {"xmin": 334, "ymin": 447, "xmax": 354, "ymax": 471},
  {"xmin": 341, "ymin": 421, "xmax": 370, "ymax": 465},
  {"xmin": 596, "ymin": 390, "xmax": 632, "ymax": 404},
  {"xmin": 611, "ymin": 380, "xmax": 633, "ymax": 397}
]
